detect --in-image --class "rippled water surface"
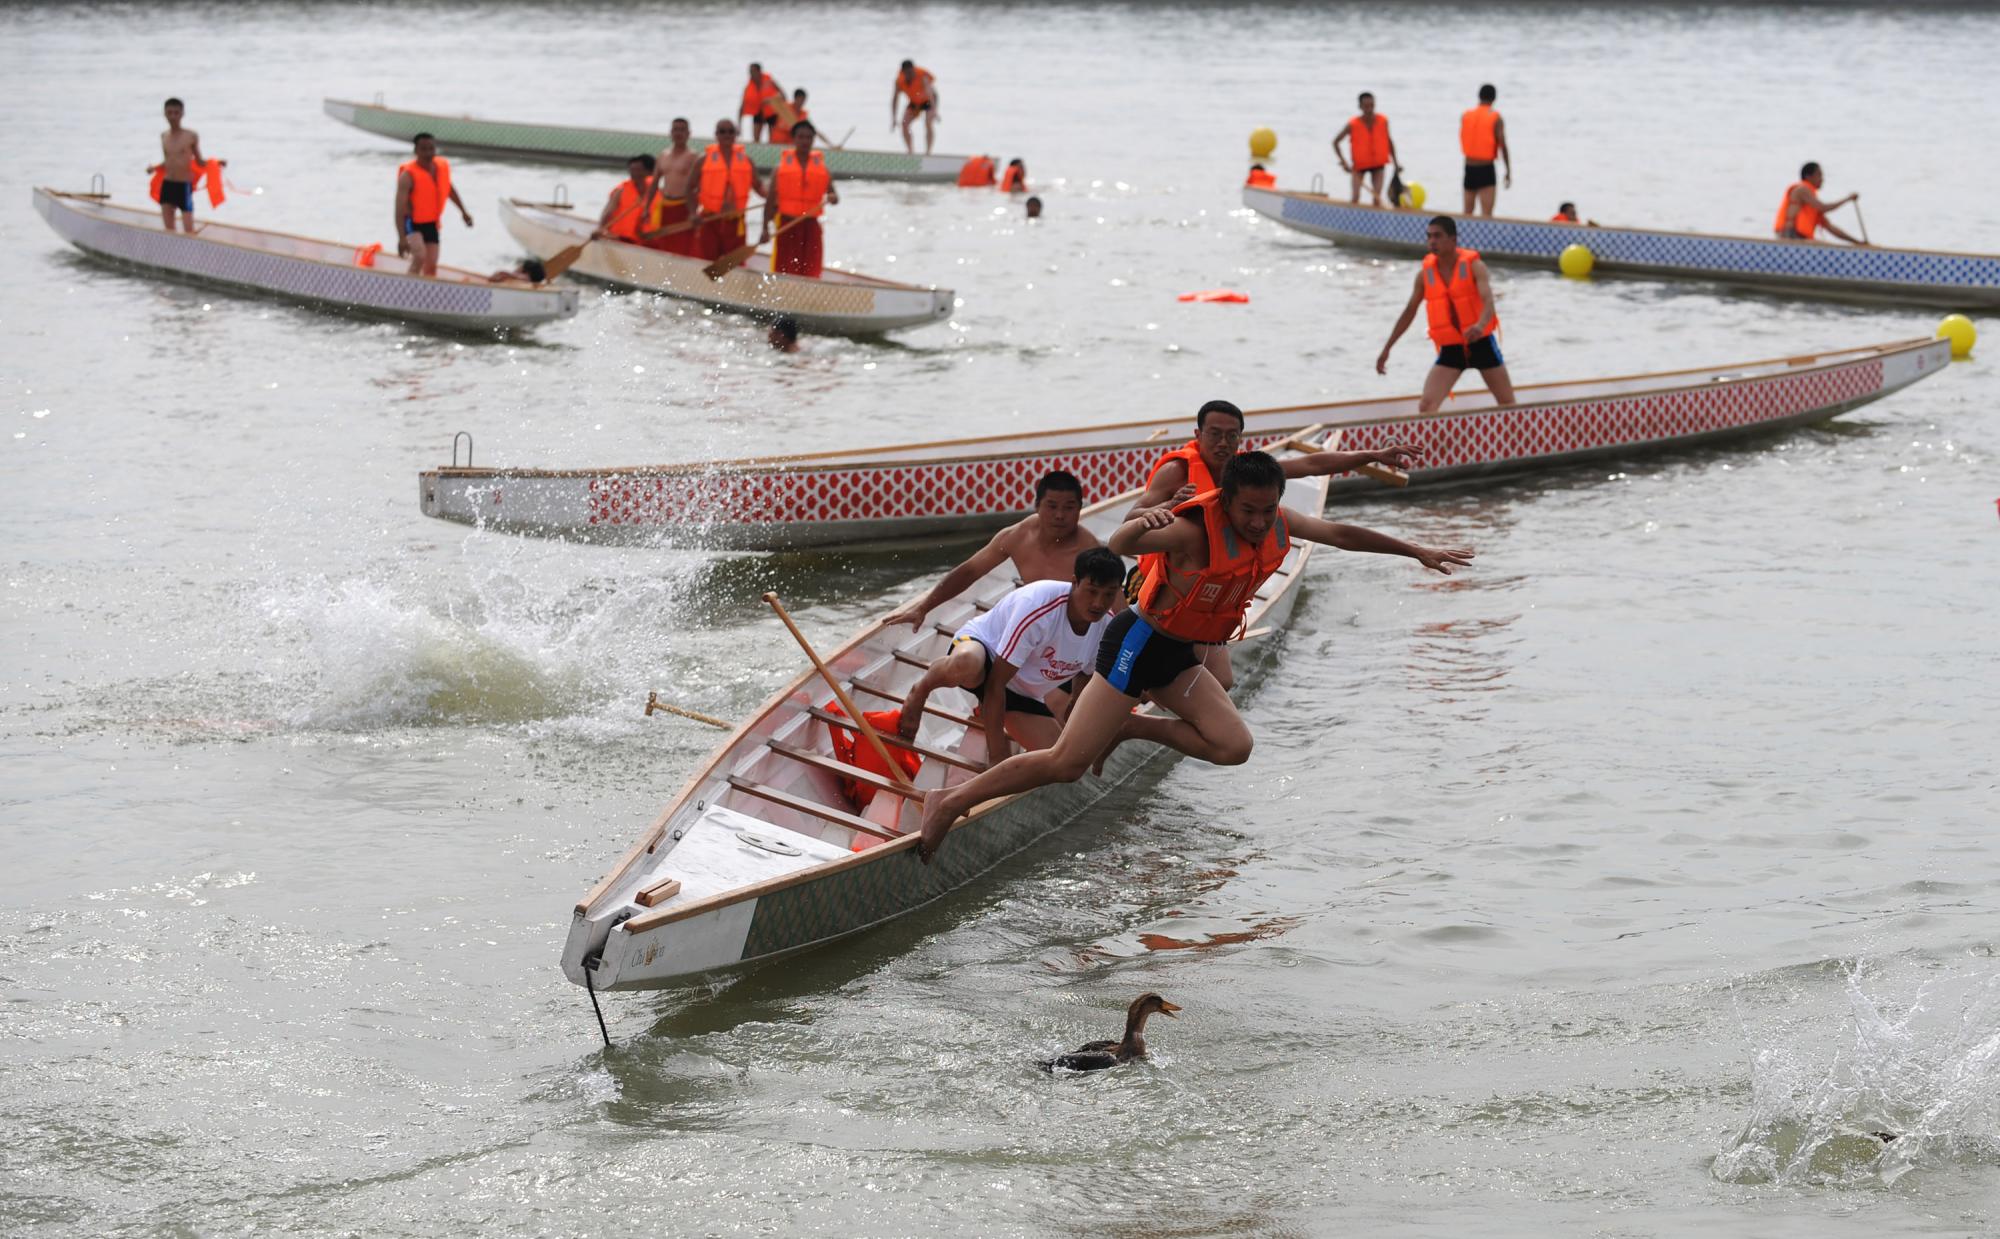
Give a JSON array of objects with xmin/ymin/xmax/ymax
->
[{"xmin": 4, "ymin": 3, "xmax": 1998, "ymax": 1235}]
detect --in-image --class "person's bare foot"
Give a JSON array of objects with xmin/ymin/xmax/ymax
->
[{"xmin": 914, "ymin": 789, "xmax": 957, "ymax": 864}]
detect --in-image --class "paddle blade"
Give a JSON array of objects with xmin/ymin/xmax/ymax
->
[
  {"xmin": 702, "ymin": 244, "xmax": 758, "ymax": 280},
  {"xmin": 540, "ymin": 242, "xmax": 587, "ymax": 279},
  {"xmin": 1359, "ymin": 462, "xmax": 1410, "ymax": 487}
]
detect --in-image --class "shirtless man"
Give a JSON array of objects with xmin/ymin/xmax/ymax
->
[
  {"xmin": 884, "ymin": 470, "xmax": 1100, "ymax": 631},
  {"xmin": 148, "ymin": 97, "xmax": 214, "ymax": 234},
  {"xmin": 913, "ymin": 451, "xmax": 1473, "ymax": 862},
  {"xmin": 648, "ymin": 118, "xmax": 704, "ymax": 253},
  {"xmin": 890, "ymin": 60, "xmax": 940, "ymax": 155},
  {"xmin": 898, "ymin": 548, "xmax": 1124, "ymax": 767},
  {"xmin": 394, "ymin": 133, "xmax": 472, "ymax": 277}
]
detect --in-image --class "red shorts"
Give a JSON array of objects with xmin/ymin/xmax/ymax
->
[
  {"xmin": 644, "ymin": 198, "xmax": 693, "ymax": 254},
  {"xmin": 696, "ymin": 214, "xmax": 745, "ymax": 261},
  {"xmin": 773, "ymin": 215, "xmax": 823, "ymax": 278}
]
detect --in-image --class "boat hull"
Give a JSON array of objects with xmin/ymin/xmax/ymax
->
[
  {"xmin": 325, "ymin": 98, "xmax": 969, "ymax": 184},
  {"xmin": 34, "ymin": 188, "xmax": 577, "ymax": 331},
  {"xmin": 500, "ymin": 198, "xmax": 952, "ymax": 336},
  {"xmin": 421, "ymin": 338, "xmax": 1949, "ymax": 549},
  {"xmin": 1244, "ymin": 187, "xmax": 2000, "ymax": 311}
]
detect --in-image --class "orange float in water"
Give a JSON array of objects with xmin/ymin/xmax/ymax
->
[{"xmin": 1177, "ymin": 289, "xmax": 1250, "ymax": 304}]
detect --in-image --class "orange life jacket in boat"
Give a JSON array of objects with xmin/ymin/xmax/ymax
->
[
  {"xmin": 1422, "ymin": 248, "xmax": 1496, "ymax": 347},
  {"xmin": 1460, "ymin": 105, "xmax": 1499, "ymax": 161},
  {"xmin": 1347, "ymin": 114, "xmax": 1391, "ymax": 168},
  {"xmin": 1773, "ymin": 180, "xmax": 1822, "ymax": 238},
  {"xmin": 698, "ymin": 145, "xmax": 756, "ymax": 213},
  {"xmin": 823, "ymin": 702, "xmax": 922, "ymax": 810},
  {"xmin": 1136, "ymin": 489, "xmax": 1291, "ymax": 644},
  {"xmin": 1245, "ymin": 168, "xmax": 1277, "ymax": 188},
  {"xmin": 354, "ymin": 242, "xmax": 384, "ymax": 267},
  {"xmin": 773, "ymin": 149, "xmax": 830, "ymax": 218},
  {"xmin": 957, "ymin": 155, "xmax": 996, "ymax": 187},
  {"xmin": 400, "ymin": 158, "xmax": 452, "ymax": 224}
]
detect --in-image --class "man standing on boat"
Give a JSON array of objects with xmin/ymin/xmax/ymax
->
[
  {"xmin": 739, "ymin": 64, "xmax": 785, "ymax": 145},
  {"xmin": 898, "ymin": 548, "xmax": 1126, "ymax": 766},
  {"xmin": 646, "ymin": 118, "xmax": 701, "ymax": 255},
  {"xmin": 394, "ymin": 133, "xmax": 472, "ymax": 277},
  {"xmin": 891, "ymin": 60, "xmax": 940, "ymax": 155},
  {"xmin": 763, "ymin": 121, "xmax": 839, "ymax": 278},
  {"xmin": 1774, "ymin": 162, "xmax": 1865, "ymax": 244},
  {"xmin": 592, "ymin": 155, "xmax": 658, "ymax": 244},
  {"xmin": 886, "ymin": 471, "xmax": 1104, "ymax": 632},
  {"xmin": 913, "ymin": 452, "xmax": 1473, "ymax": 862},
  {"xmin": 690, "ymin": 120, "xmax": 768, "ymax": 261},
  {"xmin": 148, "ymin": 97, "xmax": 217, "ymax": 234},
  {"xmin": 1460, "ymin": 84, "xmax": 1510, "ymax": 217},
  {"xmin": 1332, "ymin": 91, "xmax": 1400, "ymax": 207},
  {"xmin": 1376, "ymin": 216, "xmax": 1517, "ymax": 413}
]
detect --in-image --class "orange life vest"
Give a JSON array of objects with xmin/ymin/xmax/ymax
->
[
  {"xmin": 770, "ymin": 105, "xmax": 808, "ymax": 143},
  {"xmin": 957, "ymin": 155, "xmax": 996, "ymax": 187},
  {"xmin": 400, "ymin": 157, "xmax": 452, "ymax": 224},
  {"xmin": 773, "ymin": 149, "xmax": 831, "ymax": 218},
  {"xmin": 150, "ymin": 160, "xmax": 225, "ymax": 207},
  {"xmin": 998, "ymin": 164, "xmax": 1024, "ymax": 192},
  {"xmin": 1348, "ymin": 114, "xmax": 1391, "ymax": 168},
  {"xmin": 1245, "ymin": 168, "xmax": 1277, "ymax": 188},
  {"xmin": 823, "ymin": 702, "xmax": 922, "ymax": 810},
  {"xmin": 354, "ymin": 242, "xmax": 384, "ymax": 267},
  {"xmin": 741, "ymin": 75, "xmax": 782, "ymax": 119},
  {"xmin": 1422, "ymin": 248, "xmax": 1496, "ymax": 348},
  {"xmin": 608, "ymin": 180, "xmax": 654, "ymax": 242},
  {"xmin": 1136, "ymin": 489, "xmax": 1291, "ymax": 644},
  {"xmin": 1551, "ymin": 213, "xmax": 1575, "ymax": 223},
  {"xmin": 1147, "ymin": 441, "xmax": 1220, "ymax": 495},
  {"xmin": 1773, "ymin": 180, "xmax": 1822, "ymax": 238},
  {"xmin": 1460, "ymin": 105, "xmax": 1499, "ymax": 162},
  {"xmin": 698, "ymin": 145, "xmax": 755, "ymax": 213},
  {"xmin": 896, "ymin": 66, "xmax": 932, "ymax": 106}
]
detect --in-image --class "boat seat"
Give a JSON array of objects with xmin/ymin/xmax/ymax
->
[
  {"xmin": 850, "ymin": 679, "xmax": 978, "ymax": 728},
  {"xmin": 805, "ymin": 705, "xmax": 982, "ymax": 771},
  {"xmin": 724, "ymin": 774, "xmax": 899, "ymax": 840},
  {"xmin": 767, "ymin": 739, "xmax": 917, "ymax": 808}
]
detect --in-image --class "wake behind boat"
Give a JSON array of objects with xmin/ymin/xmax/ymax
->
[
  {"xmin": 562, "ymin": 453, "xmax": 1335, "ymax": 991},
  {"xmin": 325, "ymin": 98, "xmax": 971, "ymax": 184},
  {"xmin": 500, "ymin": 197, "xmax": 952, "ymax": 335},
  {"xmin": 419, "ymin": 337, "xmax": 1947, "ymax": 549},
  {"xmin": 34, "ymin": 188, "xmax": 579, "ymax": 332},
  {"xmin": 1244, "ymin": 185, "xmax": 2000, "ymax": 311}
]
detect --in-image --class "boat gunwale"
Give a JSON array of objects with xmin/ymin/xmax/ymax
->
[
  {"xmin": 38, "ymin": 187, "xmax": 575, "ymax": 304},
  {"xmin": 432, "ymin": 337, "xmax": 1933, "ymax": 481},
  {"xmin": 1248, "ymin": 186, "xmax": 2000, "ymax": 265}
]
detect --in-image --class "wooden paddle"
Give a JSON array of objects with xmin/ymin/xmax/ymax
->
[
  {"xmin": 1273, "ymin": 425, "xmax": 1410, "ymax": 486},
  {"xmin": 539, "ymin": 191, "xmax": 655, "ymax": 278},
  {"xmin": 703, "ymin": 214, "xmax": 806, "ymax": 280},
  {"xmin": 1853, "ymin": 197, "xmax": 1871, "ymax": 245},
  {"xmin": 763, "ymin": 592, "xmax": 920, "ymax": 797},
  {"xmin": 643, "ymin": 691, "xmax": 731, "ymax": 730}
]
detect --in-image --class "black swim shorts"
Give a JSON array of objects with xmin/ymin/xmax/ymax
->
[
  {"xmin": 161, "ymin": 180, "xmax": 194, "ymax": 212},
  {"xmin": 1435, "ymin": 336, "xmax": 1506, "ymax": 371},
  {"xmin": 1463, "ymin": 161, "xmax": 1498, "ymax": 192},
  {"xmin": 1095, "ymin": 609, "xmax": 1202, "ymax": 697},
  {"xmin": 402, "ymin": 217, "xmax": 441, "ymax": 244}
]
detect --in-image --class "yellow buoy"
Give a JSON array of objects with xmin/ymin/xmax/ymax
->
[
  {"xmin": 1937, "ymin": 313, "xmax": 1976, "ymax": 360},
  {"xmin": 1559, "ymin": 244, "xmax": 1595, "ymax": 279},
  {"xmin": 1403, "ymin": 181, "xmax": 1426, "ymax": 209},
  {"xmin": 1249, "ymin": 127, "xmax": 1277, "ymax": 158}
]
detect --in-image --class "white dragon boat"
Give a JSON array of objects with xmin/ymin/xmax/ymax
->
[
  {"xmin": 500, "ymin": 197, "xmax": 953, "ymax": 336},
  {"xmin": 34, "ymin": 188, "xmax": 578, "ymax": 332},
  {"xmin": 422, "ymin": 337, "xmax": 1948, "ymax": 550}
]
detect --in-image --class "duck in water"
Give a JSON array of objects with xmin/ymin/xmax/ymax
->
[{"xmin": 1042, "ymin": 993, "xmax": 1181, "ymax": 1072}]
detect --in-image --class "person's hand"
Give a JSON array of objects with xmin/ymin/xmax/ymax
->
[
  {"xmin": 1375, "ymin": 442, "xmax": 1423, "ymax": 469},
  {"xmin": 1170, "ymin": 484, "xmax": 1197, "ymax": 506},
  {"xmin": 396, "ymin": 235, "xmax": 410, "ymax": 257},
  {"xmin": 461, "ymin": 209, "xmax": 474, "ymax": 227},
  {"xmin": 1415, "ymin": 545, "xmax": 1475, "ymax": 575},
  {"xmin": 1375, "ymin": 347, "xmax": 1391, "ymax": 375},
  {"xmin": 828, "ymin": 188, "xmax": 840, "ymax": 206},
  {"xmin": 1503, "ymin": 172, "xmax": 1511, "ymax": 189},
  {"xmin": 590, "ymin": 228, "xmax": 607, "ymax": 240},
  {"xmin": 1132, "ymin": 505, "xmax": 1177, "ymax": 531},
  {"xmin": 1461, "ymin": 323, "xmax": 1484, "ymax": 345},
  {"xmin": 884, "ymin": 601, "xmax": 927, "ymax": 631},
  {"xmin": 146, "ymin": 163, "xmax": 160, "ymax": 173}
]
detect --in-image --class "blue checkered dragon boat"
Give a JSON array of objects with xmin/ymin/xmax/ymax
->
[
  {"xmin": 561, "ymin": 450, "xmax": 1337, "ymax": 991},
  {"xmin": 1244, "ymin": 186, "xmax": 2000, "ymax": 311},
  {"xmin": 34, "ymin": 187, "xmax": 579, "ymax": 332}
]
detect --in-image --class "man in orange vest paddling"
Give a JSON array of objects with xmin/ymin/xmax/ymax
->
[
  {"xmin": 1377, "ymin": 216, "xmax": 1517, "ymax": 413},
  {"xmin": 912, "ymin": 450, "xmax": 1473, "ymax": 862},
  {"xmin": 891, "ymin": 60, "xmax": 940, "ymax": 155},
  {"xmin": 1774, "ymin": 162, "xmax": 1865, "ymax": 244},
  {"xmin": 689, "ymin": 119, "xmax": 768, "ymax": 261},
  {"xmin": 739, "ymin": 64, "xmax": 785, "ymax": 144},
  {"xmin": 148, "ymin": 97, "xmax": 222, "ymax": 234},
  {"xmin": 1332, "ymin": 91, "xmax": 1400, "ymax": 206},
  {"xmin": 394, "ymin": 133, "xmax": 473, "ymax": 277},
  {"xmin": 1460, "ymin": 84, "xmax": 1511, "ymax": 217},
  {"xmin": 762, "ymin": 121, "xmax": 840, "ymax": 278},
  {"xmin": 592, "ymin": 155, "xmax": 658, "ymax": 244},
  {"xmin": 646, "ymin": 118, "xmax": 701, "ymax": 255}
]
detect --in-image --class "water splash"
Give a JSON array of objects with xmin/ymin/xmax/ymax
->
[{"xmin": 1712, "ymin": 960, "xmax": 2000, "ymax": 1187}]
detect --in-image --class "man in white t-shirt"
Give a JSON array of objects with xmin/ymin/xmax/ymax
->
[{"xmin": 897, "ymin": 548, "xmax": 1125, "ymax": 767}]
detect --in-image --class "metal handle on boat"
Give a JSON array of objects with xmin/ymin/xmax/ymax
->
[
  {"xmin": 1310, "ymin": 173, "xmax": 1325, "ymax": 195},
  {"xmin": 451, "ymin": 431, "xmax": 473, "ymax": 468},
  {"xmin": 549, "ymin": 183, "xmax": 573, "ymax": 210},
  {"xmin": 89, "ymin": 172, "xmax": 107, "ymax": 197}
]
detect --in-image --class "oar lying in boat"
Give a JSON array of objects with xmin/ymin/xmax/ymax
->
[
  {"xmin": 704, "ymin": 214, "xmax": 807, "ymax": 280},
  {"xmin": 762, "ymin": 591, "xmax": 920, "ymax": 801}
]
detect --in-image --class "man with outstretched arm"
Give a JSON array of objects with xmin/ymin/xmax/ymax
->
[
  {"xmin": 898, "ymin": 548, "xmax": 1124, "ymax": 767},
  {"xmin": 884, "ymin": 470, "xmax": 1102, "ymax": 631},
  {"xmin": 1377, "ymin": 215, "xmax": 1516, "ymax": 413},
  {"xmin": 913, "ymin": 451, "xmax": 1473, "ymax": 862},
  {"xmin": 1126, "ymin": 398, "xmax": 1421, "ymax": 515}
]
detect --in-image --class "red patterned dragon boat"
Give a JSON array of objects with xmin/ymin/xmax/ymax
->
[{"xmin": 420, "ymin": 338, "xmax": 1948, "ymax": 551}]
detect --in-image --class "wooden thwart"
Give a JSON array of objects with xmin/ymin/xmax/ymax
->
[
  {"xmin": 767, "ymin": 739, "xmax": 917, "ymax": 804},
  {"xmin": 725, "ymin": 773, "xmax": 899, "ymax": 840},
  {"xmin": 804, "ymin": 705, "xmax": 981, "ymax": 771}
]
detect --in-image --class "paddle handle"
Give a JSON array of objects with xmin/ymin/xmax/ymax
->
[
  {"xmin": 644, "ymin": 692, "xmax": 732, "ymax": 730},
  {"xmin": 763, "ymin": 593, "xmax": 920, "ymax": 794}
]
